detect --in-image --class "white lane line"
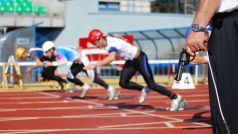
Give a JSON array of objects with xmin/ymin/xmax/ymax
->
[
  {"xmin": 0, "ymin": 101, "xmax": 74, "ymax": 105},
  {"xmin": 15, "ymin": 92, "xmax": 210, "ymax": 130},
  {"xmin": 0, "ymin": 99, "xmax": 209, "ymax": 109},
  {"xmin": 0, "ymin": 106, "xmax": 103, "ymax": 112},
  {"xmin": 179, "ymin": 99, "xmax": 209, "ymax": 103},
  {"xmin": 185, "ymin": 94, "xmax": 209, "ymax": 97},
  {"xmin": 98, "ymin": 121, "xmax": 178, "ymax": 128},
  {"xmin": 146, "ymin": 99, "xmax": 209, "ymax": 103},
  {"xmin": 0, "ymin": 112, "xmax": 136, "ymax": 121},
  {"xmin": 72, "ymin": 99, "xmax": 183, "ymax": 122},
  {"xmin": 0, "ymin": 113, "xmax": 211, "ymax": 122},
  {"xmin": 70, "ymin": 96, "xmax": 211, "ymax": 128},
  {"xmin": 0, "ymin": 117, "xmax": 40, "ymax": 121},
  {"xmin": 34, "ymin": 92, "xmax": 185, "ymax": 127},
  {"xmin": 149, "ymin": 94, "xmax": 209, "ymax": 99},
  {"xmin": 87, "ymin": 105, "xmax": 93, "ymax": 109},
  {"xmin": 0, "ymin": 125, "xmax": 211, "ymax": 134},
  {"xmin": 0, "ymin": 115, "xmax": 155, "ymax": 122},
  {"xmin": 41, "ymin": 93, "xmax": 210, "ymax": 128},
  {"xmin": 0, "ymin": 91, "xmax": 211, "ymax": 134},
  {"xmin": 158, "ymin": 113, "xmax": 211, "ymax": 117},
  {"xmin": 36, "ymin": 92, "xmax": 61, "ymax": 98},
  {"xmin": 120, "ymin": 113, "xmax": 127, "ymax": 117},
  {"xmin": 165, "ymin": 122, "xmax": 175, "ymax": 128},
  {"xmin": 0, "ymin": 97, "xmax": 54, "ymax": 100},
  {"xmin": 159, "ymin": 89, "xmax": 208, "ymax": 93},
  {"xmin": 0, "ymin": 109, "xmax": 17, "ymax": 112},
  {"xmin": 0, "ymin": 92, "xmax": 64, "ymax": 100},
  {"xmin": 132, "ymin": 94, "xmax": 209, "ymax": 101}
]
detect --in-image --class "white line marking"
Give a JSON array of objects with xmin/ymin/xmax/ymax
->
[
  {"xmin": 36, "ymin": 92, "xmax": 61, "ymax": 98},
  {"xmin": 87, "ymin": 105, "xmax": 93, "ymax": 109},
  {"xmin": 0, "ymin": 97, "xmax": 54, "ymax": 100},
  {"xmin": 0, "ymin": 91, "xmax": 210, "ymax": 132},
  {"xmin": 98, "ymin": 121, "xmax": 178, "ymax": 128},
  {"xmin": 0, "ymin": 111, "xmax": 139, "ymax": 121},
  {"xmin": 165, "ymin": 122, "xmax": 175, "ymax": 128},
  {"xmin": 0, "ymin": 101, "xmax": 74, "ymax": 105},
  {"xmin": 0, "ymin": 113, "xmax": 211, "ymax": 122},
  {"xmin": 120, "ymin": 113, "xmax": 127, "ymax": 117},
  {"xmin": 0, "ymin": 106, "xmax": 104, "ymax": 112},
  {"xmin": 55, "ymin": 94, "xmax": 211, "ymax": 128},
  {"xmin": 0, "ymin": 125, "xmax": 211, "ymax": 134}
]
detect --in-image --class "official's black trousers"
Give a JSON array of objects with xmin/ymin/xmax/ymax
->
[{"xmin": 209, "ymin": 10, "xmax": 238, "ymax": 134}]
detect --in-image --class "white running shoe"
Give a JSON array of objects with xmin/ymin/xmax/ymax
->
[
  {"xmin": 139, "ymin": 87, "xmax": 150, "ymax": 104},
  {"xmin": 108, "ymin": 86, "xmax": 120, "ymax": 100},
  {"xmin": 80, "ymin": 84, "xmax": 91, "ymax": 98},
  {"xmin": 112, "ymin": 89, "xmax": 120, "ymax": 100},
  {"xmin": 170, "ymin": 94, "xmax": 185, "ymax": 111}
]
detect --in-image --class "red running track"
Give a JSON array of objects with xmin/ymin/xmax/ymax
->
[{"xmin": 0, "ymin": 85, "xmax": 211, "ymax": 134}]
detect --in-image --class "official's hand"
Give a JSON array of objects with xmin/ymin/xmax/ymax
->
[{"xmin": 185, "ymin": 31, "xmax": 208, "ymax": 56}]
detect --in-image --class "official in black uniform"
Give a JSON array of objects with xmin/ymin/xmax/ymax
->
[{"xmin": 185, "ymin": 0, "xmax": 238, "ymax": 133}]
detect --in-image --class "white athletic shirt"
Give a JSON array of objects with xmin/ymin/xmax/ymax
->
[
  {"xmin": 105, "ymin": 36, "xmax": 138, "ymax": 60},
  {"xmin": 218, "ymin": 0, "xmax": 238, "ymax": 12}
]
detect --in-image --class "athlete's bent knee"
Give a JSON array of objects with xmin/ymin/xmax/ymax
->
[{"xmin": 119, "ymin": 81, "xmax": 128, "ymax": 88}]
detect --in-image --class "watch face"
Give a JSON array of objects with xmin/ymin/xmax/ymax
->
[
  {"xmin": 192, "ymin": 24, "xmax": 200, "ymax": 32},
  {"xmin": 192, "ymin": 24, "xmax": 205, "ymax": 32}
]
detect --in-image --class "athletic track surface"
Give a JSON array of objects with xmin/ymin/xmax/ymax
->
[{"xmin": 0, "ymin": 85, "xmax": 211, "ymax": 134}]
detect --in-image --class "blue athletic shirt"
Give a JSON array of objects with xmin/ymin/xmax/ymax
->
[{"xmin": 56, "ymin": 47, "xmax": 80, "ymax": 62}]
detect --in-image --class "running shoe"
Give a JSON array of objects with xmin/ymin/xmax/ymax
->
[
  {"xmin": 170, "ymin": 94, "xmax": 185, "ymax": 111},
  {"xmin": 80, "ymin": 84, "xmax": 91, "ymax": 98}
]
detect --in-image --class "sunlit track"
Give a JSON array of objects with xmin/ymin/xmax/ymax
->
[
  {"xmin": 0, "ymin": 85, "xmax": 212, "ymax": 134},
  {"xmin": 37, "ymin": 89, "xmax": 211, "ymax": 130},
  {"xmin": 0, "ymin": 96, "xmax": 57, "ymax": 100},
  {"xmin": 0, "ymin": 125, "xmax": 211, "ymax": 134}
]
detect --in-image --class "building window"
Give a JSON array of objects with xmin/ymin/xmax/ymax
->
[{"xmin": 99, "ymin": 1, "xmax": 120, "ymax": 11}]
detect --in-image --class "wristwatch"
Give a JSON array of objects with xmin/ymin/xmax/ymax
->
[{"xmin": 191, "ymin": 24, "xmax": 206, "ymax": 32}]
